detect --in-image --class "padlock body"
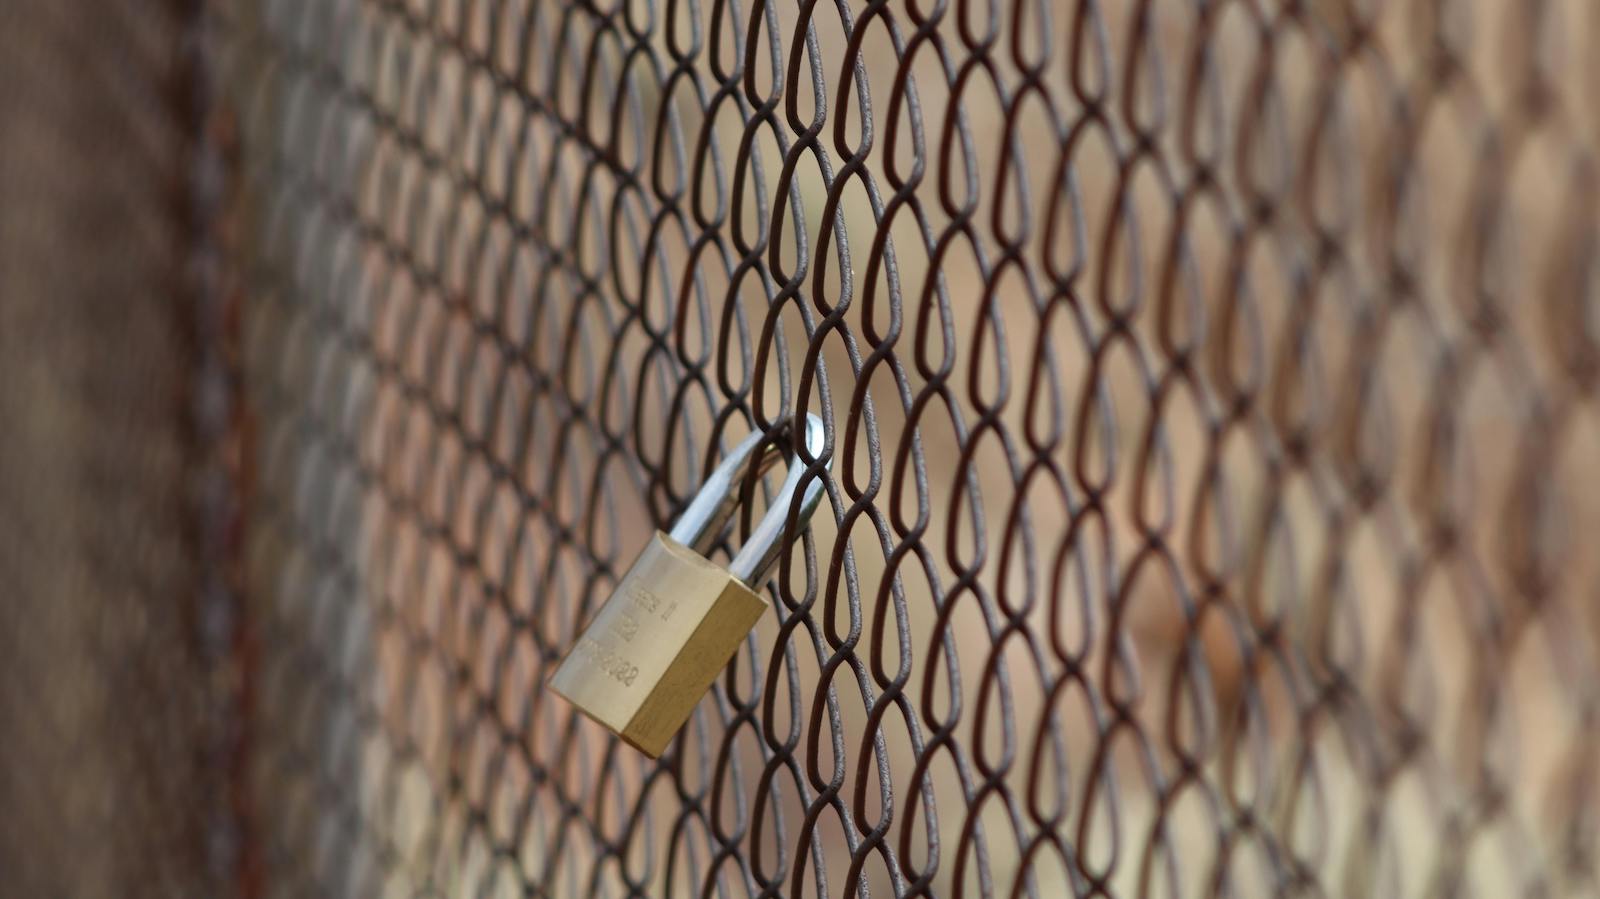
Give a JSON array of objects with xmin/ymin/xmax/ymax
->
[{"xmin": 548, "ymin": 531, "xmax": 767, "ymax": 757}]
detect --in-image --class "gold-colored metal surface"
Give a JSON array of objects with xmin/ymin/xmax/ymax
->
[{"xmin": 548, "ymin": 532, "xmax": 767, "ymax": 757}]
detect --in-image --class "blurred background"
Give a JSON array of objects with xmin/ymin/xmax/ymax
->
[{"xmin": 2, "ymin": 0, "xmax": 1598, "ymax": 896}]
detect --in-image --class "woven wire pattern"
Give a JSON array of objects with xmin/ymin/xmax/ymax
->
[{"xmin": 217, "ymin": 0, "xmax": 1600, "ymax": 894}]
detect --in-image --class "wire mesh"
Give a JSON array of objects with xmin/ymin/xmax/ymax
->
[{"xmin": 34, "ymin": 0, "xmax": 1593, "ymax": 895}]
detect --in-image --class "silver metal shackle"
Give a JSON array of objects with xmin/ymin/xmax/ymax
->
[{"xmin": 667, "ymin": 413, "xmax": 827, "ymax": 587}]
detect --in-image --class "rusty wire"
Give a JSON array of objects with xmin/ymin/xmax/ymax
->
[{"xmin": 199, "ymin": 0, "xmax": 1600, "ymax": 895}]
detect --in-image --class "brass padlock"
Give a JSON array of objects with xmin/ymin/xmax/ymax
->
[{"xmin": 548, "ymin": 415, "xmax": 826, "ymax": 757}]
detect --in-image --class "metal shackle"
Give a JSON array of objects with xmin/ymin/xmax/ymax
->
[{"xmin": 667, "ymin": 413, "xmax": 826, "ymax": 587}]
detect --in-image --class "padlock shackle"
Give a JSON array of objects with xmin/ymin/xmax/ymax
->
[
  {"xmin": 668, "ymin": 414, "xmax": 826, "ymax": 587},
  {"xmin": 727, "ymin": 414, "xmax": 825, "ymax": 586}
]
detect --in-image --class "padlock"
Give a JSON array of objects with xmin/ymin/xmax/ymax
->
[{"xmin": 548, "ymin": 415, "xmax": 826, "ymax": 757}]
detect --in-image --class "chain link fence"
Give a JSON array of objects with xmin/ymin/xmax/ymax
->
[{"xmin": 5, "ymin": 0, "xmax": 1600, "ymax": 895}]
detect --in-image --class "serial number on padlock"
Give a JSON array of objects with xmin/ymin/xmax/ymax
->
[{"xmin": 573, "ymin": 636, "xmax": 640, "ymax": 686}]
